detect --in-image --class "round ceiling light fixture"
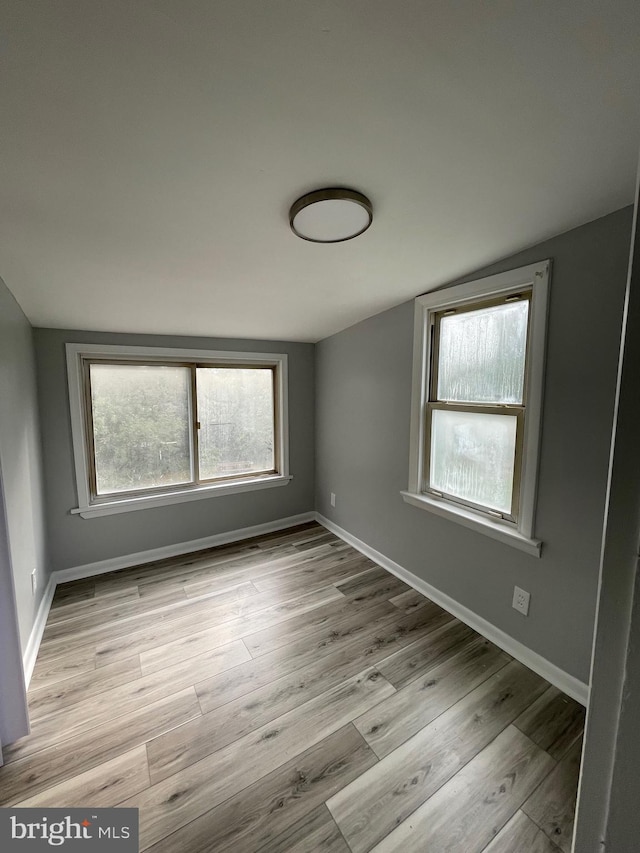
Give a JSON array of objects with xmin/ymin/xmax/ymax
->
[{"xmin": 289, "ymin": 188, "xmax": 373, "ymax": 243}]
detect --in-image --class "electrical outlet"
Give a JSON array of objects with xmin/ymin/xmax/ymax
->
[
  {"xmin": 330, "ymin": 492, "xmax": 336, "ymax": 508},
  {"xmin": 512, "ymin": 585, "xmax": 530, "ymax": 616},
  {"xmin": 31, "ymin": 569, "xmax": 37, "ymax": 596}
]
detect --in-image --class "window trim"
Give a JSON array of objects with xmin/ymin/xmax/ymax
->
[
  {"xmin": 402, "ymin": 260, "xmax": 550, "ymax": 557},
  {"xmin": 66, "ymin": 343, "xmax": 291, "ymax": 518}
]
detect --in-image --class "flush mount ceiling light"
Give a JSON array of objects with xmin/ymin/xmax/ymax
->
[{"xmin": 289, "ymin": 188, "xmax": 373, "ymax": 243}]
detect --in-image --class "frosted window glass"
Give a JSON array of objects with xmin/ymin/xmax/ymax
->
[
  {"xmin": 437, "ymin": 301, "xmax": 528, "ymax": 404},
  {"xmin": 197, "ymin": 368, "xmax": 274, "ymax": 480},
  {"xmin": 430, "ymin": 409, "xmax": 517, "ymax": 513},
  {"xmin": 90, "ymin": 364, "xmax": 191, "ymax": 495}
]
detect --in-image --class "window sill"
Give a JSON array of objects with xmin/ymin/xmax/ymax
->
[
  {"xmin": 72, "ymin": 474, "xmax": 293, "ymax": 519},
  {"xmin": 400, "ymin": 490, "xmax": 541, "ymax": 557}
]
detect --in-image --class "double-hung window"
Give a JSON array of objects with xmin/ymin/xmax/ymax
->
[
  {"xmin": 403, "ymin": 261, "xmax": 550, "ymax": 555},
  {"xmin": 66, "ymin": 344, "xmax": 290, "ymax": 517}
]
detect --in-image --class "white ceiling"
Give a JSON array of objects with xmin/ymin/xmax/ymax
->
[{"xmin": 1, "ymin": 1, "xmax": 639, "ymax": 343}]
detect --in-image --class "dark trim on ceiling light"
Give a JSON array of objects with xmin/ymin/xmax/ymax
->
[{"xmin": 289, "ymin": 187, "xmax": 373, "ymax": 243}]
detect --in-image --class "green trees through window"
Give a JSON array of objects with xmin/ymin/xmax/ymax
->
[
  {"xmin": 89, "ymin": 362, "xmax": 275, "ymax": 496},
  {"xmin": 196, "ymin": 367, "xmax": 275, "ymax": 481}
]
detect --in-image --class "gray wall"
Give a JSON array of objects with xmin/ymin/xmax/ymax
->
[
  {"xmin": 34, "ymin": 329, "xmax": 315, "ymax": 573},
  {"xmin": 0, "ymin": 277, "xmax": 49, "ymax": 652},
  {"xmin": 315, "ymin": 207, "xmax": 632, "ymax": 684}
]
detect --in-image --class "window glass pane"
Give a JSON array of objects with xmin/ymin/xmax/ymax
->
[
  {"xmin": 90, "ymin": 364, "xmax": 191, "ymax": 495},
  {"xmin": 437, "ymin": 300, "xmax": 529, "ymax": 404},
  {"xmin": 430, "ymin": 409, "xmax": 517, "ymax": 514},
  {"xmin": 197, "ymin": 367, "xmax": 275, "ymax": 480}
]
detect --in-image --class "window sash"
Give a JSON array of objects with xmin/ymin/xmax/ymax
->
[
  {"xmin": 194, "ymin": 363, "xmax": 279, "ymax": 486},
  {"xmin": 83, "ymin": 358, "xmax": 278, "ymax": 502},
  {"xmin": 429, "ymin": 291, "xmax": 532, "ymax": 405},
  {"xmin": 423, "ymin": 402, "xmax": 525, "ymax": 522}
]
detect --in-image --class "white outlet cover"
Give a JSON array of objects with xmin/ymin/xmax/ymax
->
[
  {"xmin": 330, "ymin": 493, "xmax": 336, "ymax": 507},
  {"xmin": 512, "ymin": 585, "xmax": 530, "ymax": 616}
]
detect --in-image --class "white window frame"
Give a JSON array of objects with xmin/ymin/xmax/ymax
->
[
  {"xmin": 401, "ymin": 260, "xmax": 550, "ymax": 557},
  {"xmin": 66, "ymin": 343, "xmax": 291, "ymax": 518}
]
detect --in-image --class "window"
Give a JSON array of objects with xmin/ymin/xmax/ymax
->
[
  {"xmin": 66, "ymin": 344, "xmax": 290, "ymax": 517},
  {"xmin": 402, "ymin": 261, "xmax": 550, "ymax": 556}
]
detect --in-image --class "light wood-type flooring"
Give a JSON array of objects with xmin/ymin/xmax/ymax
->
[{"xmin": 0, "ymin": 522, "xmax": 585, "ymax": 852}]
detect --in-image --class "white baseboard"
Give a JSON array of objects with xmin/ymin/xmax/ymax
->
[
  {"xmin": 316, "ymin": 513, "xmax": 590, "ymax": 706},
  {"xmin": 23, "ymin": 511, "xmax": 316, "ymax": 685},
  {"xmin": 22, "ymin": 576, "xmax": 56, "ymax": 687},
  {"xmin": 54, "ymin": 512, "xmax": 316, "ymax": 584}
]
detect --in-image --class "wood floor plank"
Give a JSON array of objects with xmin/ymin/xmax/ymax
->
[
  {"xmin": 374, "ymin": 617, "xmax": 479, "ymax": 689},
  {"xmin": 0, "ymin": 688, "xmax": 201, "ymax": 805},
  {"xmin": 47, "ymin": 585, "xmax": 341, "ymax": 672},
  {"xmin": 50, "ymin": 579, "xmax": 96, "ymax": 607},
  {"xmin": 251, "ymin": 543, "xmax": 361, "ymax": 580},
  {"xmin": 148, "ymin": 577, "xmax": 256, "ymax": 607},
  {"xmin": 4, "ymin": 643, "xmax": 248, "ymax": 763},
  {"xmin": 42, "ymin": 583, "xmax": 220, "ymax": 641},
  {"xmin": 148, "ymin": 627, "xmax": 394, "ymax": 783},
  {"xmin": 355, "ymin": 635, "xmax": 511, "ymax": 757},
  {"xmin": 514, "ymin": 685, "xmax": 585, "ymax": 760},
  {"xmin": 94, "ymin": 551, "xmax": 256, "ymax": 594},
  {"xmin": 142, "ymin": 529, "xmax": 343, "ymax": 591},
  {"xmin": 146, "ymin": 724, "xmax": 376, "ymax": 853},
  {"xmin": 187, "ymin": 531, "xmax": 343, "ymax": 567},
  {"xmin": 179, "ymin": 542, "xmax": 348, "ymax": 599},
  {"xmin": 332, "ymin": 565, "xmax": 392, "ymax": 591},
  {"xmin": 137, "ymin": 586, "xmax": 345, "ymax": 674},
  {"xmin": 482, "ymin": 810, "xmax": 563, "ymax": 853},
  {"xmin": 251, "ymin": 554, "xmax": 375, "ymax": 597},
  {"xmin": 335, "ymin": 569, "xmax": 411, "ymax": 604},
  {"xmin": 195, "ymin": 601, "xmax": 454, "ymax": 715},
  {"xmin": 28, "ymin": 656, "xmax": 142, "ymax": 722},
  {"xmin": 39, "ymin": 580, "xmax": 261, "ymax": 656},
  {"xmin": 92, "ymin": 533, "xmax": 326, "ymax": 598},
  {"xmin": 294, "ymin": 530, "xmax": 339, "ymax": 548},
  {"xmin": 46, "ymin": 586, "xmax": 141, "ymax": 625},
  {"xmin": 135, "ymin": 581, "xmax": 189, "ymax": 601},
  {"xmin": 119, "ymin": 668, "xmax": 395, "ymax": 851},
  {"xmin": 150, "ymin": 543, "xmax": 306, "ymax": 591},
  {"xmin": 388, "ymin": 588, "xmax": 429, "ymax": 614},
  {"xmin": 260, "ymin": 531, "xmax": 346, "ymax": 558},
  {"xmin": 253, "ymin": 522, "xmax": 323, "ymax": 546},
  {"xmin": 13, "ymin": 745, "xmax": 150, "ymax": 809},
  {"xmin": 369, "ymin": 726, "xmax": 555, "ymax": 853},
  {"xmin": 522, "ymin": 737, "xmax": 583, "ymax": 853},
  {"xmin": 260, "ymin": 804, "xmax": 351, "ymax": 853},
  {"xmin": 243, "ymin": 597, "xmax": 397, "ymax": 659},
  {"xmin": 327, "ymin": 660, "xmax": 547, "ymax": 853},
  {"xmin": 253, "ymin": 523, "xmax": 327, "ymax": 549},
  {"xmin": 29, "ymin": 646, "xmax": 97, "ymax": 690},
  {"xmin": 93, "ymin": 583, "xmax": 141, "ymax": 600}
]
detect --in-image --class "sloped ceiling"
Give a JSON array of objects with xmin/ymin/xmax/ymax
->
[{"xmin": 1, "ymin": 0, "xmax": 638, "ymax": 342}]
